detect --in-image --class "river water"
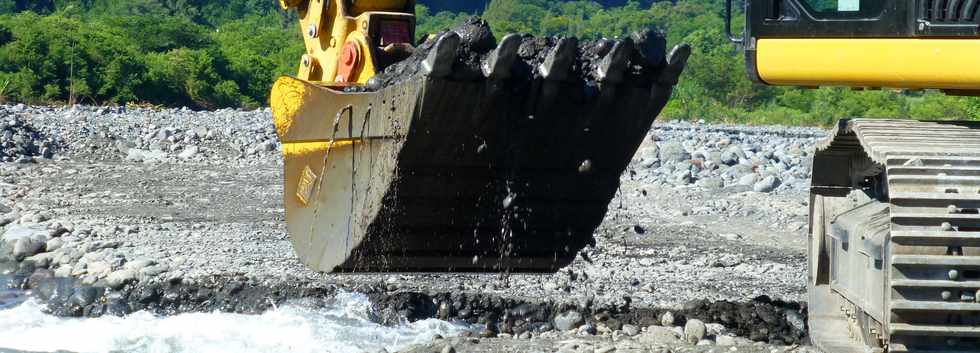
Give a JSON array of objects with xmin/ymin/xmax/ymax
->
[{"xmin": 0, "ymin": 285, "xmax": 466, "ymax": 353}]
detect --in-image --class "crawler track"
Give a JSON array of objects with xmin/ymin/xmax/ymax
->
[{"xmin": 813, "ymin": 119, "xmax": 980, "ymax": 353}]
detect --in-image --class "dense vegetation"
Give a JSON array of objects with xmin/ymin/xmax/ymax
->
[{"xmin": 0, "ymin": 0, "xmax": 977, "ymax": 126}]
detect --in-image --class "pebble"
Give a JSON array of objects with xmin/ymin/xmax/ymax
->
[
  {"xmin": 105, "ymin": 269, "xmax": 137, "ymax": 289},
  {"xmin": 12, "ymin": 236, "xmax": 46, "ymax": 259},
  {"xmin": 659, "ymin": 142, "xmax": 691, "ymax": 163},
  {"xmin": 684, "ymin": 319, "xmax": 707, "ymax": 344},
  {"xmin": 554, "ymin": 310, "xmax": 585, "ymax": 331},
  {"xmin": 660, "ymin": 311, "xmax": 675, "ymax": 327},
  {"xmin": 2, "ymin": 224, "xmax": 48, "ymax": 247},
  {"xmin": 124, "ymin": 259, "xmax": 156, "ymax": 271},
  {"xmin": 177, "ymin": 145, "xmax": 199, "ymax": 159},
  {"xmin": 578, "ymin": 323, "xmax": 597, "ymax": 336},
  {"xmin": 753, "ymin": 175, "xmax": 781, "ymax": 193},
  {"xmin": 622, "ymin": 324, "xmax": 640, "ymax": 336},
  {"xmin": 737, "ymin": 173, "xmax": 759, "ymax": 186},
  {"xmin": 785, "ymin": 309, "xmax": 806, "ymax": 332},
  {"xmin": 716, "ymin": 335, "xmax": 737, "ymax": 346},
  {"xmin": 705, "ymin": 323, "xmax": 727, "ymax": 337}
]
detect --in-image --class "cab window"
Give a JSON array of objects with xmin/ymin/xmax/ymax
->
[{"xmin": 799, "ymin": 0, "xmax": 884, "ymax": 19}]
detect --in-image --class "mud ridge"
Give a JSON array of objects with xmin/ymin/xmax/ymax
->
[{"xmin": 2, "ymin": 259, "xmax": 807, "ymax": 345}]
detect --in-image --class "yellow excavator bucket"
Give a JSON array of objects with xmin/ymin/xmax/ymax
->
[{"xmin": 271, "ymin": 0, "xmax": 690, "ymax": 273}]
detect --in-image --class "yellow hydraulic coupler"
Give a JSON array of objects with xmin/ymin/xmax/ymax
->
[{"xmin": 278, "ymin": 0, "xmax": 415, "ymax": 84}]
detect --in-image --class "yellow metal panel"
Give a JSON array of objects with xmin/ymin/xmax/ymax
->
[
  {"xmin": 757, "ymin": 39, "xmax": 980, "ymax": 90},
  {"xmin": 350, "ymin": 0, "xmax": 410, "ymax": 14},
  {"xmin": 282, "ymin": 141, "xmax": 356, "ymax": 157}
]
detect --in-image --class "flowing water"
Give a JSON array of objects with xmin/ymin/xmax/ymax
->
[{"xmin": 0, "ymin": 285, "xmax": 466, "ymax": 353}]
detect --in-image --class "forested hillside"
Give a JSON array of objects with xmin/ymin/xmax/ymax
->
[{"xmin": 0, "ymin": 0, "xmax": 976, "ymax": 125}]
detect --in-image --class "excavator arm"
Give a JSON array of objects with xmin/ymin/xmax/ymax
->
[{"xmin": 279, "ymin": 0, "xmax": 415, "ymax": 84}]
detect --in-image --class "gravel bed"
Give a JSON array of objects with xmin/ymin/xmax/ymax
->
[{"xmin": 0, "ymin": 104, "xmax": 826, "ymax": 352}]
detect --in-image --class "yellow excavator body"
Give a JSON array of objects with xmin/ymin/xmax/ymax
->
[
  {"xmin": 730, "ymin": 0, "xmax": 980, "ymax": 352},
  {"xmin": 757, "ymin": 38, "xmax": 980, "ymax": 90}
]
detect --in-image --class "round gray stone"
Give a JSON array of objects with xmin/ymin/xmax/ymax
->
[
  {"xmin": 684, "ymin": 319, "xmax": 707, "ymax": 344},
  {"xmin": 553, "ymin": 310, "xmax": 585, "ymax": 331}
]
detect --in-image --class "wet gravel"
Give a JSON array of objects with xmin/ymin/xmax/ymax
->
[{"xmin": 1, "ymin": 105, "xmax": 823, "ymax": 352}]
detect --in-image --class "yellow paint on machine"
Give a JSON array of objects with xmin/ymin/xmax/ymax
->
[
  {"xmin": 282, "ymin": 141, "xmax": 357, "ymax": 157},
  {"xmin": 757, "ymin": 38, "xmax": 980, "ymax": 90}
]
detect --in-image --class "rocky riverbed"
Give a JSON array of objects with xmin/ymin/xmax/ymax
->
[{"xmin": 1, "ymin": 104, "xmax": 825, "ymax": 353}]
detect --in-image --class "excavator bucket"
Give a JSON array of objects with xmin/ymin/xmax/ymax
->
[{"xmin": 270, "ymin": 10, "xmax": 689, "ymax": 272}]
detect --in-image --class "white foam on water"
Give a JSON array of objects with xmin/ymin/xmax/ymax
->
[{"xmin": 0, "ymin": 290, "xmax": 465, "ymax": 353}]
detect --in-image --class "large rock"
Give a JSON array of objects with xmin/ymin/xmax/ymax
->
[
  {"xmin": 553, "ymin": 310, "xmax": 585, "ymax": 331},
  {"xmin": 737, "ymin": 173, "xmax": 759, "ymax": 186},
  {"xmin": 45, "ymin": 238, "xmax": 64, "ymax": 252},
  {"xmin": 2, "ymin": 224, "xmax": 48, "ymax": 246},
  {"xmin": 753, "ymin": 175, "xmax": 781, "ymax": 193},
  {"xmin": 25, "ymin": 252, "xmax": 55, "ymax": 268},
  {"xmin": 4, "ymin": 225, "xmax": 48, "ymax": 260},
  {"xmin": 695, "ymin": 177, "xmax": 723, "ymax": 189},
  {"xmin": 86, "ymin": 261, "xmax": 112, "ymax": 277},
  {"xmin": 719, "ymin": 146, "xmax": 745, "ymax": 166},
  {"xmin": 786, "ymin": 309, "xmax": 806, "ymax": 333},
  {"xmin": 125, "ymin": 148, "xmax": 167, "ymax": 163},
  {"xmin": 716, "ymin": 335, "xmax": 737, "ymax": 346},
  {"xmin": 660, "ymin": 311, "xmax": 675, "ymax": 326},
  {"xmin": 622, "ymin": 324, "xmax": 640, "ymax": 336},
  {"xmin": 659, "ymin": 142, "xmax": 690, "ymax": 163},
  {"xmin": 177, "ymin": 145, "xmax": 199, "ymax": 159},
  {"xmin": 105, "ymin": 269, "xmax": 137, "ymax": 289},
  {"xmin": 684, "ymin": 319, "xmax": 707, "ymax": 344},
  {"xmin": 637, "ymin": 146, "xmax": 660, "ymax": 168},
  {"xmin": 12, "ymin": 236, "xmax": 46, "ymax": 260},
  {"xmin": 635, "ymin": 326, "xmax": 682, "ymax": 345}
]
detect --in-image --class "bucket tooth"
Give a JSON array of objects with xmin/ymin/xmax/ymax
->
[
  {"xmin": 597, "ymin": 39, "xmax": 634, "ymax": 83},
  {"xmin": 482, "ymin": 34, "xmax": 521, "ymax": 80},
  {"xmin": 630, "ymin": 28, "xmax": 667, "ymax": 69},
  {"xmin": 422, "ymin": 32, "xmax": 461, "ymax": 78},
  {"xmin": 658, "ymin": 44, "xmax": 691, "ymax": 86},
  {"xmin": 538, "ymin": 37, "xmax": 578, "ymax": 81}
]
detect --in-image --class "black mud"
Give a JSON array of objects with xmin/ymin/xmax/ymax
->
[
  {"xmin": 369, "ymin": 16, "xmax": 667, "ymax": 90},
  {"xmin": 2, "ymin": 259, "xmax": 807, "ymax": 345}
]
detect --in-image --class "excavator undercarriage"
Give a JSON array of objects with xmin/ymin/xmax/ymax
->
[
  {"xmin": 810, "ymin": 120, "xmax": 980, "ymax": 352},
  {"xmin": 732, "ymin": 1, "xmax": 980, "ymax": 351}
]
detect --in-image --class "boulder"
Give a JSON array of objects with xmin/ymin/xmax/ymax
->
[
  {"xmin": 553, "ymin": 310, "xmax": 585, "ymax": 331},
  {"xmin": 659, "ymin": 142, "xmax": 690, "ymax": 163}
]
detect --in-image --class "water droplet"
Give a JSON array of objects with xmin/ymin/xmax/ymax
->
[{"xmin": 503, "ymin": 193, "xmax": 516, "ymax": 208}]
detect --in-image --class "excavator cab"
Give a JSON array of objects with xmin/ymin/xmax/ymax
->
[{"xmin": 728, "ymin": 1, "xmax": 980, "ymax": 352}]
